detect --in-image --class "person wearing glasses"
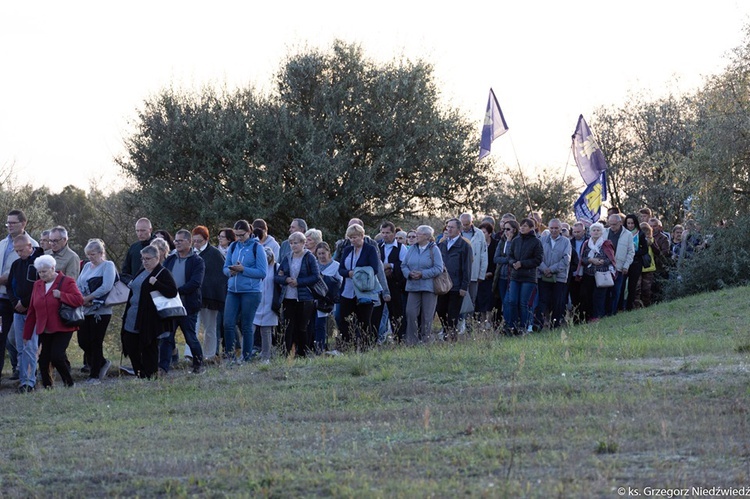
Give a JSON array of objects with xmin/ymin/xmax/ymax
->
[
  {"xmin": 223, "ymin": 220, "xmax": 266, "ymax": 362},
  {"xmin": 401, "ymin": 225, "xmax": 444, "ymax": 345},
  {"xmin": 162, "ymin": 229, "xmax": 206, "ymax": 375},
  {"xmin": 405, "ymin": 230, "xmax": 418, "ymax": 247},
  {"xmin": 0, "ymin": 209, "xmax": 39, "ymax": 385},
  {"xmin": 121, "ymin": 245, "xmax": 178, "ymax": 378},
  {"xmin": 493, "ymin": 219, "xmax": 519, "ymax": 333}
]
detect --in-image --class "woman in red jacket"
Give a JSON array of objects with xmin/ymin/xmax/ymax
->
[{"xmin": 23, "ymin": 254, "xmax": 84, "ymax": 388}]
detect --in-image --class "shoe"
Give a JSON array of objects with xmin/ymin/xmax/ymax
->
[
  {"xmin": 99, "ymin": 360, "xmax": 112, "ymax": 380},
  {"xmin": 86, "ymin": 378, "xmax": 101, "ymax": 386},
  {"xmin": 260, "ymin": 359, "xmax": 270, "ymax": 365},
  {"xmin": 10, "ymin": 369, "xmax": 20, "ymax": 381},
  {"xmin": 191, "ymin": 365, "xmax": 206, "ymax": 375},
  {"xmin": 119, "ymin": 365, "xmax": 136, "ymax": 376},
  {"xmin": 158, "ymin": 367, "xmax": 169, "ymax": 378},
  {"xmin": 80, "ymin": 364, "xmax": 91, "ymax": 374},
  {"xmin": 16, "ymin": 384, "xmax": 34, "ymax": 394}
]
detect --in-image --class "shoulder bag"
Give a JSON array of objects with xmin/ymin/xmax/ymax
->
[
  {"xmin": 149, "ymin": 268, "xmax": 187, "ymax": 319},
  {"xmin": 595, "ymin": 270, "xmax": 614, "ymax": 288},
  {"xmin": 429, "ymin": 245, "xmax": 452, "ymax": 295},
  {"xmin": 57, "ymin": 277, "xmax": 85, "ymax": 327}
]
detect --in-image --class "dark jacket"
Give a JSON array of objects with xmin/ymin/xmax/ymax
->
[
  {"xmin": 164, "ymin": 252, "xmax": 205, "ymax": 315},
  {"xmin": 379, "ymin": 241, "xmax": 406, "ymax": 293},
  {"xmin": 121, "ymin": 236, "xmax": 156, "ymax": 284},
  {"xmin": 629, "ymin": 230, "xmax": 649, "ymax": 271},
  {"xmin": 8, "ymin": 247, "xmax": 44, "ymax": 313},
  {"xmin": 274, "ymin": 250, "xmax": 320, "ymax": 301},
  {"xmin": 121, "ymin": 264, "xmax": 178, "ymax": 346},
  {"xmin": 508, "ymin": 232, "xmax": 543, "ymax": 283},
  {"xmin": 437, "ymin": 236, "xmax": 472, "ymax": 292},
  {"xmin": 197, "ymin": 244, "xmax": 227, "ymax": 310},
  {"xmin": 338, "ymin": 243, "xmax": 380, "ymax": 296}
]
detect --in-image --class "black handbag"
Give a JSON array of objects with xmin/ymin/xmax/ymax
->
[
  {"xmin": 641, "ymin": 253, "xmax": 652, "ymax": 268},
  {"xmin": 57, "ymin": 277, "xmax": 85, "ymax": 327}
]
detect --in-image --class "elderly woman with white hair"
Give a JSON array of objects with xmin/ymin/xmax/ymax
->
[
  {"xmin": 304, "ymin": 229, "xmax": 323, "ymax": 252},
  {"xmin": 23, "ymin": 254, "xmax": 85, "ymax": 388},
  {"xmin": 401, "ymin": 225, "xmax": 444, "ymax": 345},
  {"xmin": 580, "ymin": 222, "xmax": 616, "ymax": 321}
]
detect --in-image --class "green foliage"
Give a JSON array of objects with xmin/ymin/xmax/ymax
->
[
  {"xmin": 118, "ymin": 41, "xmax": 487, "ymax": 237},
  {"xmin": 480, "ymin": 167, "xmax": 578, "ymax": 221},
  {"xmin": 0, "ymin": 164, "xmax": 54, "ymax": 237},
  {"xmin": 665, "ymin": 216, "xmax": 750, "ymax": 299}
]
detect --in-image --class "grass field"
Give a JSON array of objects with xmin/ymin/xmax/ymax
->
[{"xmin": 0, "ymin": 286, "xmax": 748, "ymax": 498}]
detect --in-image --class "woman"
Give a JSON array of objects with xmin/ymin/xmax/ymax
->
[
  {"xmin": 401, "ymin": 225, "xmax": 443, "ymax": 345},
  {"xmin": 475, "ymin": 222, "xmax": 498, "ymax": 327},
  {"xmin": 23, "ymin": 255, "xmax": 85, "ymax": 388},
  {"xmin": 76, "ymin": 239, "xmax": 117, "ymax": 384},
  {"xmin": 223, "ymin": 220, "xmax": 266, "ymax": 362},
  {"xmin": 503, "ymin": 218, "xmax": 543, "ymax": 335},
  {"xmin": 395, "ymin": 231, "xmax": 407, "ymax": 246},
  {"xmin": 624, "ymin": 214, "xmax": 649, "ymax": 311},
  {"xmin": 493, "ymin": 220, "xmax": 519, "ymax": 331},
  {"xmin": 121, "ymin": 245, "xmax": 178, "ymax": 378},
  {"xmin": 275, "ymin": 232, "xmax": 320, "ymax": 357},
  {"xmin": 253, "ymin": 247, "xmax": 279, "ymax": 363},
  {"xmin": 150, "ymin": 238, "xmax": 171, "ymax": 264},
  {"xmin": 154, "ymin": 230, "xmax": 176, "ymax": 253},
  {"xmin": 304, "ymin": 229, "xmax": 323, "ymax": 252},
  {"xmin": 338, "ymin": 224, "xmax": 382, "ymax": 349},
  {"xmin": 314, "ymin": 242, "xmax": 342, "ymax": 353},
  {"xmin": 405, "ymin": 230, "xmax": 418, "ymax": 247},
  {"xmin": 580, "ymin": 222, "xmax": 616, "ymax": 321},
  {"xmin": 217, "ymin": 228, "xmax": 236, "ymax": 258},
  {"xmin": 639, "ymin": 222, "xmax": 657, "ymax": 308}
]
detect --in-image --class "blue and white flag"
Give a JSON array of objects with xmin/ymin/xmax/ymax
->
[
  {"xmin": 479, "ymin": 88, "xmax": 509, "ymax": 160},
  {"xmin": 571, "ymin": 114, "xmax": 608, "ymax": 186},
  {"xmin": 574, "ymin": 172, "xmax": 606, "ymax": 225}
]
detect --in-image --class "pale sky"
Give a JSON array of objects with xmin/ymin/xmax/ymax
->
[{"xmin": 1, "ymin": 1, "xmax": 748, "ymax": 193}]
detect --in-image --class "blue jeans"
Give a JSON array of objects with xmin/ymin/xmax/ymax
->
[
  {"xmin": 159, "ymin": 312, "xmax": 202, "ymax": 371},
  {"xmin": 504, "ymin": 281, "xmax": 537, "ymax": 331},
  {"xmin": 13, "ymin": 313, "xmax": 38, "ymax": 387},
  {"xmin": 606, "ymin": 272, "xmax": 625, "ymax": 316},
  {"xmin": 314, "ymin": 315, "xmax": 328, "ymax": 353},
  {"xmin": 223, "ymin": 291, "xmax": 261, "ymax": 361}
]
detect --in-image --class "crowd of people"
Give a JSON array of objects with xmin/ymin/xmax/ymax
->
[{"xmin": 0, "ymin": 205, "xmax": 703, "ymax": 393}]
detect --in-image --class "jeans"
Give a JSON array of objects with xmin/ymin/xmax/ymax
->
[
  {"xmin": 314, "ymin": 315, "xmax": 328, "ymax": 353},
  {"xmin": 606, "ymin": 272, "xmax": 625, "ymax": 316},
  {"xmin": 160, "ymin": 312, "xmax": 202, "ymax": 371},
  {"xmin": 504, "ymin": 280, "xmax": 537, "ymax": 331},
  {"xmin": 223, "ymin": 291, "xmax": 261, "ymax": 361},
  {"xmin": 13, "ymin": 313, "xmax": 38, "ymax": 387},
  {"xmin": 535, "ymin": 281, "xmax": 568, "ymax": 329}
]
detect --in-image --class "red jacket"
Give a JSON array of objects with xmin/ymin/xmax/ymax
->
[{"xmin": 23, "ymin": 272, "xmax": 84, "ymax": 340}]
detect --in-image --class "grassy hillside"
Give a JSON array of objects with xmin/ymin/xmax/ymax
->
[{"xmin": 1, "ymin": 286, "xmax": 748, "ymax": 497}]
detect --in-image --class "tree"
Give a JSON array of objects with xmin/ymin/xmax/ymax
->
[
  {"xmin": 480, "ymin": 167, "xmax": 578, "ymax": 223},
  {"xmin": 0, "ymin": 163, "xmax": 54, "ymax": 238},
  {"xmin": 119, "ymin": 41, "xmax": 488, "ymax": 239},
  {"xmin": 593, "ymin": 91, "xmax": 694, "ymax": 226}
]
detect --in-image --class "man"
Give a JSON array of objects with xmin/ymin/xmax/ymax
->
[
  {"xmin": 8, "ymin": 234, "xmax": 44, "ymax": 392},
  {"xmin": 192, "ymin": 226, "xmax": 226, "ymax": 362},
  {"xmin": 0, "ymin": 209, "xmax": 39, "ymax": 382},
  {"xmin": 162, "ymin": 229, "xmax": 206, "ymax": 374},
  {"xmin": 39, "ymin": 230, "xmax": 51, "ymax": 252},
  {"xmin": 638, "ymin": 208, "xmax": 652, "ymax": 224},
  {"xmin": 371, "ymin": 221, "xmax": 407, "ymax": 342},
  {"xmin": 604, "ymin": 214, "xmax": 634, "ymax": 315},
  {"xmin": 121, "ymin": 218, "xmax": 156, "ymax": 284},
  {"xmin": 278, "ymin": 218, "xmax": 307, "ymax": 264},
  {"xmin": 535, "ymin": 219, "xmax": 571, "ymax": 329},
  {"xmin": 436, "ymin": 218, "xmax": 471, "ymax": 341},
  {"xmin": 46, "ymin": 226, "xmax": 81, "ymax": 279},
  {"xmin": 648, "ymin": 217, "xmax": 671, "ymax": 302},
  {"xmin": 459, "ymin": 213, "xmax": 488, "ymax": 314},
  {"xmin": 568, "ymin": 222, "xmax": 589, "ymax": 322}
]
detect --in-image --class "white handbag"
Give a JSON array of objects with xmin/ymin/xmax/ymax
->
[{"xmin": 595, "ymin": 270, "xmax": 614, "ymax": 288}]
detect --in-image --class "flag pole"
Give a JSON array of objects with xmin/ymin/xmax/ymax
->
[
  {"xmin": 561, "ymin": 146, "xmax": 572, "ymax": 184},
  {"xmin": 507, "ymin": 133, "xmax": 534, "ymax": 212}
]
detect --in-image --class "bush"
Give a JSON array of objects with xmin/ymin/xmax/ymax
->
[{"xmin": 665, "ymin": 216, "xmax": 750, "ymax": 299}]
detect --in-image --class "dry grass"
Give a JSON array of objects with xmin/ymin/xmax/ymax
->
[{"xmin": 1, "ymin": 286, "xmax": 749, "ymax": 497}]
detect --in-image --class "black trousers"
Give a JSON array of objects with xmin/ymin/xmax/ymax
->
[
  {"xmin": 339, "ymin": 296, "xmax": 374, "ymax": 349},
  {"xmin": 436, "ymin": 291, "xmax": 463, "ymax": 339},
  {"xmin": 39, "ymin": 331, "xmax": 74, "ymax": 387},
  {"xmin": 283, "ymin": 299, "xmax": 314, "ymax": 357},
  {"xmin": 78, "ymin": 314, "xmax": 111, "ymax": 379},
  {"xmin": 122, "ymin": 331, "xmax": 158, "ymax": 378},
  {"xmin": 370, "ymin": 290, "xmax": 406, "ymax": 342}
]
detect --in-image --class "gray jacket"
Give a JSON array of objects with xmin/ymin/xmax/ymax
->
[
  {"xmin": 401, "ymin": 243, "xmax": 444, "ymax": 293},
  {"xmin": 538, "ymin": 234, "xmax": 572, "ymax": 283}
]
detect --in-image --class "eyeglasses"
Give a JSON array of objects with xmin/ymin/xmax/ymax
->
[
  {"xmin": 5, "ymin": 221, "xmax": 21, "ymax": 226},
  {"xmin": 174, "ymin": 239, "xmax": 188, "ymax": 244},
  {"xmin": 235, "ymin": 232, "xmax": 247, "ymax": 238},
  {"xmin": 504, "ymin": 228, "xmax": 513, "ymax": 232},
  {"xmin": 407, "ymin": 235, "xmax": 417, "ymax": 239},
  {"xmin": 141, "ymin": 256, "xmax": 156, "ymax": 261},
  {"xmin": 49, "ymin": 239, "xmax": 62, "ymax": 244}
]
